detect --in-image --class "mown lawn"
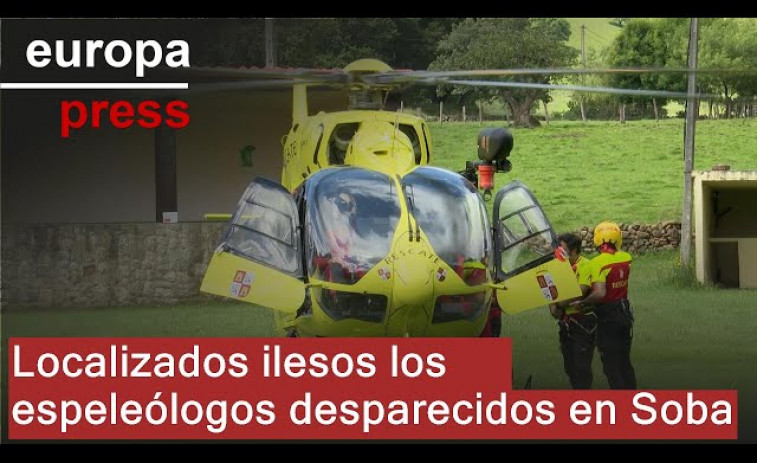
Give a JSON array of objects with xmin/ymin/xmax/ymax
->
[{"xmin": 428, "ymin": 118, "xmax": 757, "ymax": 233}]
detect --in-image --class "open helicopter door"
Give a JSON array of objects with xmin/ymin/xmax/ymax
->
[
  {"xmin": 492, "ymin": 181, "xmax": 581, "ymax": 315},
  {"xmin": 200, "ymin": 178, "xmax": 306, "ymax": 313}
]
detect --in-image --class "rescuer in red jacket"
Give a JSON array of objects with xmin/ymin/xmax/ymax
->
[{"xmin": 571, "ymin": 221, "xmax": 636, "ymax": 390}]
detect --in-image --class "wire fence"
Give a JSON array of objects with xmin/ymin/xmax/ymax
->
[{"xmin": 398, "ymin": 99, "xmax": 757, "ymax": 124}]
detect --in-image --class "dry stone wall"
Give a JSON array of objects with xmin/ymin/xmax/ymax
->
[
  {"xmin": 577, "ymin": 222, "xmax": 682, "ymax": 254},
  {"xmin": 1, "ymin": 221, "xmax": 683, "ymax": 308}
]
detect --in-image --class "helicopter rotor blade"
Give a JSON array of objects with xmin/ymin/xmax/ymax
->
[
  {"xmin": 435, "ymin": 79, "xmax": 722, "ymax": 100},
  {"xmin": 140, "ymin": 79, "xmax": 311, "ymax": 98},
  {"xmin": 158, "ymin": 76, "xmax": 349, "ymax": 97},
  {"xmin": 154, "ymin": 64, "xmax": 757, "ymax": 100},
  {"xmin": 362, "ymin": 67, "xmax": 757, "ymax": 85},
  {"xmin": 159, "ymin": 65, "xmax": 351, "ymax": 95},
  {"xmin": 180, "ymin": 76, "xmax": 722, "ymax": 101},
  {"xmin": 170, "ymin": 64, "xmax": 757, "ymax": 94},
  {"xmin": 188, "ymin": 79, "xmax": 313, "ymax": 92},
  {"xmin": 187, "ymin": 65, "xmax": 349, "ymax": 81}
]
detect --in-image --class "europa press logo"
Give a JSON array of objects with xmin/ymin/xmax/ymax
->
[{"xmin": 3, "ymin": 38, "xmax": 192, "ymax": 137}]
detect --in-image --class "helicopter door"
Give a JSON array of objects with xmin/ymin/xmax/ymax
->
[
  {"xmin": 200, "ymin": 177, "xmax": 305, "ymax": 313},
  {"xmin": 492, "ymin": 181, "xmax": 581, "ymax": 315}
]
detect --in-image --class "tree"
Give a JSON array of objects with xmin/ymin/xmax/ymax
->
[
  {"xmin": 393, "ymin": 19, "xmax": 462, "ymax": 111},
  {"xmin": 609, "ymin": 18, "xmax": 629, "ymax": 28},
  {"xmin": 605, "ymin": 18, "xmax": 688, "ymax": 122},
  {"xmin": 193, "ymin": 19, "xmax": 267, "ymax": 67},
  {"xmin": 699, "ymin": 18, "xmax": 757, "ymax": 118},
  {"xmin": 193, "ymin": 18, "xmax": 461, "ymax": 71},
  {"xmin": 429, "ymin": 18, "xmax": 578, "ymax": 127},
  {"xmin": 566, "ymin": 47, "xmax": 618, "ymax": 120}
]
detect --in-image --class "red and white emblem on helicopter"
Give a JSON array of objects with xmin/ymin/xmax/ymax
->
[
  {"xmin": 436, "ymin": 268, "xmax": 447, "ymax": 282},
  {"xmin": 230, "ymin": 270, "xmax": 254, "ymax": 298},
  {"xmin": 536, "ymin": 273, "xmax": 558, "ymax": 301},
  {"xmin": 378, "ymin": 266, "xmax": 391, "ymax": 280}
]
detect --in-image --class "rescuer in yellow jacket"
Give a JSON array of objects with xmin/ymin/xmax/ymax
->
[
  {"xmin": 570, "ymin": 221, "xmax": 637, "ymax": 390},
  {"xmin": 549, "ymin": 232, "xmax": 596, "ymax": 389}
]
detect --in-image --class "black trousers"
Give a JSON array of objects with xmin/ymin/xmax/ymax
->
[
  {"xmin": 558, "ymin": 313, "xmax": 597, "ymax": 389},
  {"xmin": 595, "ymin": 299, "xmax": 637, "ymax": 390}
]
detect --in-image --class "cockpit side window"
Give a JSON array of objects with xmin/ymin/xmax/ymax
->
[
  {"xmin": 421, "ymin": 124, "xmax": 432, "ymax": 164},
  {"xmin": 495, "ymin": 186, "xmax": 556, "ymax": 277},
  {"xmin": 292, "ymin": 183, "xmax": 308, "ymax": 279},
  {"xmin": 328, "ymin": 123, "xmax": 360, "ymax": 165},
  {"xmin": 312, "ymin": 124, "xmax": 325, "ymax": 167},
  {"xmin": 397, "ymin": 124, "xmax": 422, "ymax": 165}
]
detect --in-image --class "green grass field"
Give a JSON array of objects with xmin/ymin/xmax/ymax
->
[
  {"xmin": 565, "ymin": 18, "xmax": 620, "ymax": 54},
  {"xmin": 428, "ymin": 118, "xmax": 757, "ymax": 232}
]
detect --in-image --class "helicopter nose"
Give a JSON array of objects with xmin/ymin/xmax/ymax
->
[
  {"xmin": 389, "ymin": 251, "xmax": 434, "ymax": 336},
  {"xmin": 394, "ymin": 252, "xmax": 433, "ymax": 305}
]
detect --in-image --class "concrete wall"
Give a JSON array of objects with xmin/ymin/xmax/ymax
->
[
  {"xmin": 2, "ymin": 93, "xmax": 155, "ymax": 223},
  {"xmin": 176, "ymin": 89, "xmax": 348, "ymax": 221},
  {"xmin": 711, "ymin": 188, "xmax": 757, "ymax": 238},
  {"xmin": 2, "ymin": 89, "xmax": 348, "ymax": 225},
  {"xmin": 176, "ymin": 92, "xmax": 287, "ymax": 222},
  {"xmin": 694, "ymin": 171, "xmax": 757, "ymax": 287},
  {"xmin": 738, "ymin": 239, "xmax": 757, "ymax": 288},
  {"xmin": 695, "ymin": 178, "xmax": 713, "ymax": 284},
  {"xmin": 711, "ymin": 242, "xmax": 740, "ymax": 288}
]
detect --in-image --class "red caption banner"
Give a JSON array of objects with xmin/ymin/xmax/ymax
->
[{"xmin": 8, "ymin": 337, "xmax": 737, "ymax": 440}]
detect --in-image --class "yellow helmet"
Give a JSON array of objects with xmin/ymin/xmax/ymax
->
[{"xmin": 593, "ymin": 221, "xmax": 622, "ymax": 249}]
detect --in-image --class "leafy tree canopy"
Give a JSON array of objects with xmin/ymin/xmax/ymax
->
[{"xmin": 429, "ymin": 18, "xmax": 577, "ymax": 126}]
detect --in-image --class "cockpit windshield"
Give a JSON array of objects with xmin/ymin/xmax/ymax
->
[
  {"xmin": 401, "ymin": 167, "xmax": 491, "ymax": 286},
  {"xmin": 306, "ymin": 168, "xmax": 401, "ymax": 284}
]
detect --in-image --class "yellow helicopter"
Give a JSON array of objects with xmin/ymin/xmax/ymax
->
[{"xmin": 198, "ymin": 58, "xmax": 589, "ymax": 337}]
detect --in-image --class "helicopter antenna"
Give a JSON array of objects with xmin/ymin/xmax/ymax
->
[
  {"xmin": 411, "ymin": 185, "xmax": 420, "ymax": 242},
  {"xmin": 398, "ymin": 175, "xmax": 414, "ymax": 243},
  {"xmin": 393, "ymin": 106, "xmax": 400, "ymax": 159}
]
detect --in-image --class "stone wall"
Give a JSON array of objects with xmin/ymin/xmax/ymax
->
[
  {"xmin": 1, "ymin": 221, "xmax": 684, "ymax": 309},
  {"xmin": 577, "ymin": 222, "xmax": 682, "ymax": 254},
  {"xmin": 1, "ymin": 223, "xmax": 227, "ymax": 308}
]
